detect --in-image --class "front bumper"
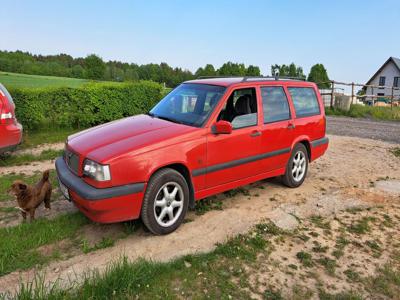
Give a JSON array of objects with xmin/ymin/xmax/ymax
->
[{"xmin": 55, "ymin": 157, "xmax": 145, "ymax": 223}]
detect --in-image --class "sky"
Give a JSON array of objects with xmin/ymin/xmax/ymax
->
[{"xmin": 1, "ymin": 0, "xmax": 399, "ymax": 84}]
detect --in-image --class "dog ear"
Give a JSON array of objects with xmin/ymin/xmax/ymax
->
[{"xmin": 18, "ymin": 183, "xmax": 27, "ymax": 190}]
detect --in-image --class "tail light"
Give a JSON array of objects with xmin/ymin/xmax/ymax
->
[{"xmin": 0, "ymin": 89, "xmax": 15, "ymax": 125}]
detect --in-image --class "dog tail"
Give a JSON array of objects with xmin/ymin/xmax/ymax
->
[{"xmin": 42, "ymin": 170, "xmax": 50, "ymax": 182}]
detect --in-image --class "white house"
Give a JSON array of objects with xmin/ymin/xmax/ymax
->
[{"xmin": 365, "ymin": 57, "xmax": 400, "ymax": 104}]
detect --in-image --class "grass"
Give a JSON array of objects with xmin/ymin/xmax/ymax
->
[
  {"xmin": 195, "ymin": 196, "xmax": 223, "ymax": 215},
  {"xmin": 296, "ymin": 251, "xmax": 314, "ymax": 267},
  {"xmin": 391, "ymin": 147, "xmax": 400, "ymax": 158},
  {"xmin": 366, "ymin": 264, "xmax": 400, "ymax": 298},
  {"xmin": 0, "ymin": 71, "xmax": 90, "ymax": 89},
  {"xmin": 0, "ymin": 149, "xmax": 63, "ymax": 167},
  {"xmin": 325, "ymin": 104, "xmax": 400, "ymax": 121},
  {"xmin": 2, "ymin": 207, "xmax": 399, "ymax": 299},
  {"xmin": 347, "ymin": 216, "xmax": 375, "ymax": 235},
  {"xmin": 0, "ymin": 212, "xmax": 89, "ymax": 276},
  {"xmin": 316, "ymin": 257, "xmax": 337, "ymax": 276},
  {"xmin": 318, "ymin": 290, "xmax": 362, "ymax": 300},
  {"xmin": 0, "ymin": 170, "xmax": 58, "ymax": 202},
  {"xmin": 8, "ymin": 223, "xmax": 274, "ymax": 300},
  {"xmin": 20, "ymin": 128, "xmax": 78, "ymax": 149},
  {"xmin": 81, "ymin": 237, "xmax": 115, "ymax": 254}
]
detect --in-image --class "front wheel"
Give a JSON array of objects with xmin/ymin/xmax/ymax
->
[
  {"xmin": 282, "ymin": 143, "xmax": 309, "ymax": 188},
  {"xmin": 141, "ymin": 168, "xmax": 189, "ymax": 235}
]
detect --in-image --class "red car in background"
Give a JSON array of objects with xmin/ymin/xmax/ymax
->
[
  {"xmin": 0, "ymin": 84, "xmax": 23, "ymax": 154},
  {"xmin": 56, "ymin": 77, "xmax": 329, "ymax": 235}
]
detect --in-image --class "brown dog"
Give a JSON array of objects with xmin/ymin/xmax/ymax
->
[{"xmin": 10, "ymin": 170, "xmax": 52, "ymax": 221}]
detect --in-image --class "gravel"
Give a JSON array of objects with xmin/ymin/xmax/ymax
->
[{"xmin": 326, "ymin": 116, "xmax": 400, "ymax": 144}]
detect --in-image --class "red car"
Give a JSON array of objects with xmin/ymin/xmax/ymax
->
[
  {"xmin": 0, "ymin": 84, "xmax": 23, "ymax": 154},
  {"xmin": 56, "ymin": 77, "xmax": 329, "ymax": 234}
]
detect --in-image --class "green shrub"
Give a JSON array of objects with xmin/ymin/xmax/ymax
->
[{"xmin": 10, "ymin": 81, "xmax": 164, "ymax": 130}]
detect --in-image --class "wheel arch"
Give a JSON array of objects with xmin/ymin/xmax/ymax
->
[
  {"xmin": 291, "ymin": 136, "xmax": 312, "ymax": 161},
  {"xmin": 148, "ymin": 163, "xmax": 195, "ymax": 210}
]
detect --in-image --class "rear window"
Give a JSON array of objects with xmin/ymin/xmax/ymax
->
[
  {"xmin": 288, "ymin": 87, "xmax": 320, "ymax": 118},
  {"xmin": 0, "ymin": 83, "xmax": 14, "ymax": 105}
]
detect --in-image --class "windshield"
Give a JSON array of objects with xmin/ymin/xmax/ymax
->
[{"xmin": 150, "ymin": 83, "xmax": 226, "ymax": 127}]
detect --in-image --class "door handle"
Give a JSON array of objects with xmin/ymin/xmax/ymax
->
[{"xmin": 250, "ymin": 130, "xmax": 262, "ymax": 137}]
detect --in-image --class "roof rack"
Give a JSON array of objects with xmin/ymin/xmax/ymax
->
[
  {"xmin": 242, "ymin": 75, "xmax": 306, "ymax": 82},
  {"xmin": 196, "ymin": 75, "xmax": 306, "ymax": 82}
]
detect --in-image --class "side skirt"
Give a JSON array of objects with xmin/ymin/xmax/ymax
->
[{"xmin": 194, "ymin": 167, "xmax": 286, "ymax": 201}]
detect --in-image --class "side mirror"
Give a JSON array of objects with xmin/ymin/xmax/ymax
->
[{"xmin": 212, "ymin": 120, "xmax": 232, "ymax": 134}]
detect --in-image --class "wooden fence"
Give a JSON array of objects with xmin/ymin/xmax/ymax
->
[{"xmin": 320, "ymin": 80, "xmax": 400, "ymax": 108}]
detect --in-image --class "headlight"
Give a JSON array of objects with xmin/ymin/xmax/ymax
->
[{"xmin": 83, "ymin": 159, "xmax": 111, "ymax": 181}]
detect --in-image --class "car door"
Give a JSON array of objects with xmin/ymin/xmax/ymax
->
[
  {"xmin": 259, "ymin": 85, "xmax": 294, "ymax": 172},
  {"xmin": 286, "ymin": 86, "xmax": 325, "ymax": 142},
  {"xmin": 204, "ymin": 87, "xmax": 263, "ymax": 188}
]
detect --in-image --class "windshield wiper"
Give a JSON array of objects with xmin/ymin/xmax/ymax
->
[{"xmin": 156, "ymin": 115, "xmax": 183, "ymax": 124}]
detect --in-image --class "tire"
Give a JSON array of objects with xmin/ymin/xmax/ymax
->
[
  {"xmin": 141, "ymin": 168, "xmax": 189, "ymax": 235},
  {"xmin": 282, "ymin": 143, "xmax": 309, "ymax": 188}
]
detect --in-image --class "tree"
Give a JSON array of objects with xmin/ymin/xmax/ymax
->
[
  {"xmin": 307, "ymin": 64, "xmax": 330, "ymax": 88},
  {"xmin": 271, "ymin": 63, "xmax": 305, "ymax": 79},
  {"xmin": 218, "ymin": 62, "xmax": 247, "ymax": 76},
  {"xmin": 246, "ymin": 65, "xmax": 261, "ymax": 76},
  {"xmin": 84, "ymin": 54, "xmax": 106, "ymax": 80},
  {"xmin": 195, "ymin": 64, "xmax": 216, "ymax": 77}
]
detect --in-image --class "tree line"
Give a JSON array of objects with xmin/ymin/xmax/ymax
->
[{"xmin": 0, "ymin": 50, "xmax": 330, "ymax": 88}]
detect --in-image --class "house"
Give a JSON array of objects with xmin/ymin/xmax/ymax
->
[{"xmin": 364, "ymin": 57, "xmax": 400, "ymax": 105}]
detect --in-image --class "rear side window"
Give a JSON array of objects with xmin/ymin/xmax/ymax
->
[
  {"xmin": 0, "ymin": 84, "xmax": 14, "ymax": 105},
  {"xmin": 288, "ymin": 87, "xmax": 320, "ymax": 117},
  {"xmin": 261, "ymin": 87, "xmax": 290, "ymax": 123}
]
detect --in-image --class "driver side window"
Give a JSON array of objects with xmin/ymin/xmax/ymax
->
[{"xmin": 217, "ymin": 88, "xmax": 258, "ymax": 129}]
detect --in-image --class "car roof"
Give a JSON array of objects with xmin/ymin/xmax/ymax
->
[{"xmin": 185, "ymin": 77, "xmax": 315, "ymax": 88}]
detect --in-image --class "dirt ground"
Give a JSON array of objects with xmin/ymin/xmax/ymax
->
[{"xmin": 0, "ymin": 134, "xmax": 399, "ymax": 296}]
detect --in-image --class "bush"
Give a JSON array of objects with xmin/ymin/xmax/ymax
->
[{"xmin": 10, "ymin": 81, "xmax": 164, "ymax": 130}]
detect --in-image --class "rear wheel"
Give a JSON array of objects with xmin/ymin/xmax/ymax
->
[
  {"xmin": 282, "ymin": 143, "xmax": 308, "ymax": 188},
  {"xmin": 141, "ymin": 168, "xmax": 189, "ymax": 235}
]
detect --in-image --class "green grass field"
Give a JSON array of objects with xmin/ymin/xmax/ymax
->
[{"xmin": 0, "ymin": 71, "xmax": 90, "ymax": 89}]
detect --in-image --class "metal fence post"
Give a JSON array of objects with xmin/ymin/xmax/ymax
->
[
  {"xmin": 351, "ymin": 82, "xmax": 355, "ymax": 105},
  {"xmin": 330, "ymin": 81, "xmax": 335, "ymax": 108}
]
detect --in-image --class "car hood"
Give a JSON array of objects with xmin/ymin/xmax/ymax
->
[{"xmin": 67, "ymin": 114, "xmax": 197, "ymax": 162}]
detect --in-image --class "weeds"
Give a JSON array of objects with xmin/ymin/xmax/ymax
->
[
  {"xmin": 390, "ymin": 147, "xmax": 400, "ymax": 158},
  {"xmin": 296, "ymin": 251, "xmax": 313, "ymax": 267},
  {"xmin": 348, "ymin": 216, "xmax": 375, "ymax": 234},
  {"xmin": 325, "ymin": 104, "xmax": 400, "ymax": 122},
  {"xmin": 344, "ymin": 269, "xmax": 361, "ymax": 282},
  {"xmin": 316, "ymin": 257, "xmax": 337, "ymax": 276},
  {"xmin": 0, "ymin": 212, "xmax": 89, "ymax": 276},
  {"xmin": 310, "ymin": 215, "xmax": 331, "ymax": 229},
  {"xmin": 7, "ymin": 223, "xmax": 276, "ymax": 300},
  {"xmin": 81, "ymin": 237, "xmax": 115, "ymax": 254},
  {"xmin": 195, "ymin": 197, "xmax": 223, "ymax": 215},
  {"xmin": 0, "ymin": 149, "xmax": 63, "ymax": 167}
]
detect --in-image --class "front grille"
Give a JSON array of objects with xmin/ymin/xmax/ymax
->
[{"xmin": 64, "ymin": 148, "xmax": 80, "ymax": 175}]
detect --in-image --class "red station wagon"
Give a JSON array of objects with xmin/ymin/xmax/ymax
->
[
  {"xmin": 56, "ymin": 77, "xmax": 329, "ymax": 235},
  {"xmin": 0, "ymin": 83, "xmax": 23, "ymax": 154}
]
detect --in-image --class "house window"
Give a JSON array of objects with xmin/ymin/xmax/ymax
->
[
  {"xmin": 394, "ymin": 77, "xmax": 400, "ymax": 88},
  {"xmin": 377, "ymin": 93, "xmax": 385, "ymax": 96},
  {"xmin": 379, "ymin": 76, "xmax": 386, "ymax": 87}
]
